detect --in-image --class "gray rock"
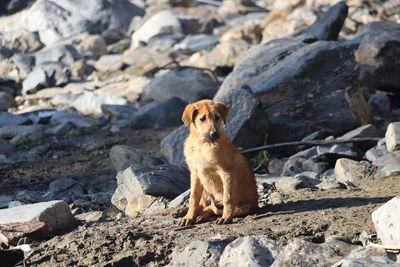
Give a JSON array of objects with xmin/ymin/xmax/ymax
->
[
  {"xmin": 122, "ymin": 46, "xmax": 171, "ymax": 76},
  {"xmin": 316, "ymin": 179, "xmax": 346, "ymax": 190},
  {"xmin": 131, "ymin": 10, "xmax": 182, "ymax": 49},
  {"xmin": 14, "ymin": 190, "xmax": 46, "ymax": 204},
  {"xmin": 129, "ymin": 97, "xmax": 187, "ymax": 129},
  {"xmin": 109, "ymin": 145, "xmax": 164, "ymax": 172},
  {"xmin": 0, "ymin": 29, "xmax": 43, "ymax": 56},
  {"xmin": 0, "ymin": 91, "xmax": 15, "ymax": 111},
  {"xmin": 0, "ymin": 112, "xmax": 30, "ymax": 127},
  {"xmin": 143, "ymin": 68, "xmax": 219, "ymax": 103},
  {"xmin": 355, "ymin": 28, "xmax": 400, "ymax": 93},
  {"xmin": 45, "ymin": 178, "xmax": 85, "ymax": 203},
  {"xmin": 339, "ymin": 124, "xmax": 382, "ymax": 139},
  {"xmin": 101, "ymin": 104, "xmax": 136, "ymax": 122},
  {"xmin": 168, "ymin": 237, "xmax": 231, "ymax": 267},
  {"xmin": 45, "ymin": 122, "xmax": 74, "ymax": 135},
  {"xmin": 373, "ymin": 151, "xmax": 400, "ymax": 178},
  {"xmin": 365, "ymin": 146, "xmax": 388, "ymax": 162},
  {"xmin": 22, "ymin": 0, "xmax": 144, "ymax": 46},
  {"xmin": 0, "ymin": 200, "xmax": 76, "ymax": 233},
  {"xmin": 111, "ymin": 164, "xmax": 189, "ymax": 211},
  {"xmin": 72, "ymin": 92, "xmax": 127, "ymax": 115},
  {"xmin": 282, "ymin": 157, "xmax": 329, "ymax": 176},
  {"xmin": 272, "ymin": 239, "xmax": 355, "ymax": 267},
  {"xmin": 168, "ymin": 189, "xmax": 190, "ymax": 208},
  {"xmin": 0, "ymin": 125, "xmax": 44, "ymax": 143},
  {"xmin": 385, "ymin": 122, "xmax": 400, "ymax": 152},
  {"xmin": 368, "ymin": 92, "xmax": 391, "ymax": 114},
  {"xmin": 268, "ymin": 158, "xmax": 287, "ymax": 176},
  {"xmin": 339, "ymin": 257, "xmax": 399, "ymax": 267},
  {"xmin": 0, "ymin": 195, "xmax": 13, "ymax": 209},
  {"xmin": 334, "ymin": 158, "xmax": 371, "ymax": 184},
  {"xmin": 219, "ymin": 236, "xmax": 278, "ymax": 267},
  {"xmin": 372, "ymin": 196, "xmax": 400, "ymax": 248},
  {"xmin": 160, "ymin": 87, "xmax": 267, "ymax": 167},
  {"xmin": 21, "ymin": 68, "xmax": 46, "ymax": 95},
  {"xmin": 50, "ymin": 110, "xmax": 93, "ymax": 128},
  {"xmin": 173, "ymin": 34, "xmax": 219, "ymax": 54},
  {"xmin": 94, "ymin": 54, "xmax": 124, "ymax": 73},
  {"xmin": 214, "ymin": 37, "xmax": 369, "ymax": 144}
]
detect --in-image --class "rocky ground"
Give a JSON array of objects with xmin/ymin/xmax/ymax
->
[{"xmin": 1, "ymin": 0, "xmax": 400, "ymax": 266}]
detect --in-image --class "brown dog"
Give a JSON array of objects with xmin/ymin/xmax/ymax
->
[{"xmin": 178, "ymin": 99, "xmax": 258, "ymax": 226}]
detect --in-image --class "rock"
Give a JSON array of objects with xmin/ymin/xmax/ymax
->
[
  {"xmin": 143, "ymin": 68, "xmax": 219, "ymax": 103},
  {"xmin": 80, "ymin": 34, "xmax": 107, "ymax": 56},
  {"xmin": 219, "ymin": 236, "xmax": 278, "ymax": 267},
  {"xmin": 339, "ymin": 257, "xmax": 399, "ymax": 267},
  {"xmin": 186, "ymin": 38, "xmax": 249, "ymax": 70},
  {"xmin": 168, "ymin": 237, "xmax": 232, "ymax": 267},
  {"xmin": 373, "ymin": 151, "xmax": 400, "ymax": 178},
  {"xmin": 174, "ymin": 34, "xmax": 219, "ymax": 54},
  {"xmin": 14, "ymin": 190, "xmax": 46, "ymax": 204},
  {"xmin": 122, "ymin": 47, "xmax": 171, "ymax": 76},
  {"xmin": 339, "ymin": 124, "xmax": 382, "ymax": 139},
  {"xmin": 334, "ymin": 158, "xmax": 371, "ymax": 184},
  {"xmin": 368, "ymin": 92, "xmax": 391, "ymax": 114},
  {"xmin": 0, "ymin": 195, "xmax": 13, "ymax": 209},
  {"xmin": 131, "ymin": 10, "xmax": 182, "ymax": 49},
  {"xmin": 0, "ymin": 112, "xmax": 30, "ymax": 127},
  {"xmin": 168, "ymin": 189, "xmax": 190, "ymax": 208},
  {"xmin": 0, "ymin": 125, "xmax": 44, "ymax": 144},
  {"xmin": 101, "ymin": 104, "xmax": 137, "ymax": 122},
  {"xmin": 268, "ymin": 158, "xmax": 287, "ymax": 176},
  {"xmin": 372, "ymin": 196, "xmax": 400, "ymax": 248},
  {"xmin": 355, "ymin": 27, "xmax": 400, "ymax": 93},
  {"xmin": 16, "ymin": 0, "xmax": 144, "ymax": 46},
  {"xmin": 0, "ymin": 29, "xmax": 42, "ymax": 56},
  {"xmin": 221, "ymin": 19, "xmax": 263, "ymax": 45},
  {"xmin": 71, "ymin": 92, "xmax": 127, "ymax": 115},
  {"xmin": 45, "ymin": 178, "xmax": 85, "ymax": 203},
  {"xmin": 268, "ymin": 191, "xmax": 286, "ymax": 205},
  {"xmin": 109, "ymin": 145, "xmax": 164, "ymax": 172},
  {"xmin": 0, "ymin": 91, "xmax": 15, "ymax": 111},
  {"xmin": 160, "ymin": 87, "xmax": 267, "ymax": 167},
  {"xmin": 0, "ymin": 200, "xmax": 76, "ymax": 233},
  {"xmin": 365, "ymin": 146, "xmax": 387, "ymax": 162},
  {"xmin": 111, "ymin": 164, "xmax": 189, "ymax": 211},
  {"xmin": 385, "ymin": 122, "xmax": 400, "ymax": 152},
  {"xmin": 50, "ymin": 110, "xmax": 93, "ymax": 128},
  {"xmin": 96, "ymin": 76, "xmax": 150, "ymax": 99},
  {"xmin": 21, "ymin": 68, "xmax": 47, "ymax": 95},
  {"xmin": 219, "ymin": 0, "xmax": 263, "ymax": 15},
  {"xmin": 94, "ymin": 54, "xmax": 124, "ymax": 73},
  {"xmin": 0, "ymin": 221, "xmax": 49, "ymax": 246},
  {"xmin": 316, "ymin": 179, "xmax": 346, "ymax": 190},
  {"xmin": 214, "ymin": 37, "xmax": 370, "ymax": 144},
  {"xmin": 75, "ymin": 211, "xmax": 104, "ymax": 223},
  {"xmin": 282, "ymin": 156, "xmax": 328, "ymax": 176},
  {"xmin": 275, "ymin": 177, "xmax": 305, "ymax": 192},
  {"xmin": 272, "ymin": 239, "xmax": 354, "ymax": 267},
  {"xmin": 129, "ymin": 97, "xmax": 187, "ymax": 129}
]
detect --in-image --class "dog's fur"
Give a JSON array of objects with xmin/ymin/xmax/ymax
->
[{"xmin": 178, "ymin": 99, "xmax": 258, "ymax": 226}]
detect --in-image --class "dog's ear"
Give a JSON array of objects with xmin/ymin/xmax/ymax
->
[
  {"xmin": 182, "ymin": 103, "xmax": 198, "ymax": 126},
  {"xmin": 215, "ymin": 102, "xmax": 229, "ymax": 124}
]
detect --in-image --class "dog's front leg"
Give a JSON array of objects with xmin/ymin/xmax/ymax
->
[
  {"xmin": 178, "ymin": 171, "xmax": 202, "ymax": 226},
  {"xmin": 216, "ymin": 169, "xmax": 234, "ymax": 225}
]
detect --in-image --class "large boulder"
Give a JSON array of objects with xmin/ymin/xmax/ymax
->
[
  {"xmin": 372, "ymin": 197, "xmax": 400, "ymax": 248},
  {"xmin": 17, "ymin": 0, "xmax": 144, "ymax": 46},
  {"xmin": 160, "ymin": 87, "xmax": 267, "ymax": 167},
  {"xmin": 214, "ymin": 37, "xmax": 371, "ymax": 144}
]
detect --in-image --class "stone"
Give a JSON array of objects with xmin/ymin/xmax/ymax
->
[
  {"xmin": 316, "ymin": 179, "xmax": 346, "ymax": 190},
  {"xmin": 355, "ymin": 27, "xmax": 400, "ymax": 93},
  {"xmin": 373, "ymin": 151, "xmax": 400, "ymax": 178},
  {"xmin": 168, "ymin": 189, "xmax": 190, "ymax": 208},
  {"xmin": 0, "ymin": 221, "xmax": 49, "ymax": 246},
  {"xmin": 219, "ymin": 0, "xmax": 263, "ymax": 15},
  {"xmin": 14, "ymin": 190, "xmax": 46, "ymax": 204},
  {"xmin": 75, "ymin": 211, "xmax": 104, "ymax": 223},
  {"xmin": 101, "ymin": 104, "xmax": 137, "ymax": 122},
  {"xmin": 174, "ymin": 34, "xmax": 219, "ymax": 54},
  {"xmin": 365, "ymin": 146, "xmax": 388, "ymax": 162},
  {"xmin": 282, "ymin": 157, "xmax": 328, "ymax": 176},
  {"xmin": 0, "ymin": 200, "xmax": 76, "ymax": 233},
  {"xmin": 339, "ymin": 124, "xmax": 382, "ymax": 139},
  {"xmin": 96, "ymin": 76, "xmax": 150, "ymax": 98},
  {"xmin": 368, "ymin": 92, "xmax": 391, "ymax": 114},
  {"xmin": 372, "ymin": 196, "xmax": 400, "ymax": 248},
  {"xmin": 45, "ymin": 178, "xmax": 85, "ymax": 203},
  {"xmin": 122, "ymin": 47, "xmax": 171, "ymax": 76},
  {"xmin": 0, "ymin": 28, "xmax": 43, "ymax": 56},
  {"xmin": 94, "ymin": 54, "xmax": 124, "ymax": 73},
  {"xmin": 271, "ymin": 239, "xmax": 355, "ymax": 267},
  {"xmin": 0, "ymin": 91, "xmax": 15, "ymax": 111},
  {"xmin": 109, "ymin": 145, "xmax": 164, "ymax": 172},
  {"xmin": 17, "ymin": 0, "xmax": 144, "ymax": 46},
  {"xmin": 214, "ymin": 37, "xmax": 370, "ymax": 144},
  {"xmin": 21, "ymin": 68, "xmax": 47, "ymax": 95},
  {"xmin": 339, "ymin": 257, "xmax": 399, "ymax": 267},
  {"xmin": 111, "ymin": 164, "xmax": 189, "ymax": 211},
  {"xmin": 334, "ymin": 158, "xmax": 371, "ymax": 184},
  {"xmin": 50, "ymin": 110, "xmax": 93, "ymax": 128},
  {"xmin": 80, "ymin": 34, "xmax": 107, "ymax": 55},
  {"xmin": 72, "ymin": 92, "xmax": 127, "ymax": 115},
  {"xmin": 131, "ymin": 10, "xmax": 182, "ymax": 49},
  {"xmin": 268, "ymin": 158, "xmax": 287, "ymax": 176},
  {"xmin": 160, "ymin": 87, "xmax": 267, "ymax": 167},
  {"xmin": 221, "ymin": 19, "xmax": 263, "ymax": 45},
  {"xmin": 0, "ymin": 195, "xmax": 12, "ymax": 209},
  {"xmin": 168, "ymin": 237, "xmax": 232, "ymax": 267},
  {"xmin": 143, "ymin": 68, "xmax": 219, "ymax": 103},
  {"xmin": 0, "ymin": 125, "xmax": 44, "ymax": 143},
  {"xmin": 0, "ymin": 112, "xmax": 30, "ymax": 127},
  {"xmin": 275, "ymin": 177, "xmax": 305, "ymax": 192},
  {"xmin": 385, "ymin": 122, "xmax": 400, "ymax": 152},
  {"xmin": 219, "ymin": 236, "xmax": 278, "ymax": 267},
  {"xmin": 129, "ymin": 97, "xmax": 187, "ymax": 129}
]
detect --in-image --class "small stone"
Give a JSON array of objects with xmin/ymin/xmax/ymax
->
[
  {"xmin": 75, "ymin": 211, "xmax": 103, "ymax": 223},
  {"xmin": 0, "ymin": 91, "xmax": 15, "ymax": 111},
  {"xmin": 0, "ymin": 221, "xmax": 49, "ymax": 246},
  {"xmin": 22, "ymin": 68, "xmax": 46, "ymax": 95},
  {"xmin": 334, "ymin": 158, "xmax": 371, "ymax": 183},
  {"xmin": 372, "ymin": 196, "xmax": 400, "ymax": 248},
  {"xmin": 94, "ymin": 54, "xmax": 123, "ymax": 73},
  {"xmin": 168, "ymin": 189, "xmax": 190, "ymax": 209},
  {"xmin": 316, "ymin": 179, "xmax": 346, "ymax": 190},
  {"xmin": 45, "ymin": 178, "xmax": 85, "ymax": 203},
  {"xmin": 365, "ymin": 146, "xmax": 387, "ymax": 162},
  {"xmin": 71, "ymin": 92, "xmax": 127, "ymax": 115},
  {"xmin": 385, "ymin": 122, "xmax": 400, "ymax": 152}
]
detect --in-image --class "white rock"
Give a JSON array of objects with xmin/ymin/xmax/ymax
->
[
  {"xmin": 219, "ymin": 236, "xmax": 278, "ymax": 267},
  {"xmin": 0, "ymin": 200, "xmax": 76, "ymax": 233},
  {"xmin": 334, "ymin": 158, "xmax": 371, "ymax": 183},
  {"xmin": 71, "ymin": 92, "xmax": 127, "ymax": 115},
  {"xmin": 385, "ymin": 122, "xmax": 400, "ymax": 152},
  {"xmin": 131, "ymin": 10, "xmax": 182, "ymax": 49},
  {"xmin": 372, "ymin": 196, "xmax": 400, "ymax": 248}
]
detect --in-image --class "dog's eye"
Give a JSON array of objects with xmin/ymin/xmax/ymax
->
[{"xmin": 200, "ymin": 116, "xmax": 206, "ymax": 122}]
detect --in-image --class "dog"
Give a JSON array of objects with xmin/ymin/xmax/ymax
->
[{"xmin": 178, "ymin": 99, "xmax": 258, "ymax": 226}]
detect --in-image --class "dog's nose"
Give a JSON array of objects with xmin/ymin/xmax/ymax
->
[{"xmin": 209, "ymin": 131, "xmax": 219, "ymax": 140}]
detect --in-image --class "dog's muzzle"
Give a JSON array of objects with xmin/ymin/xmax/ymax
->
[{"xmin": 206, "ymin": 131, "xmax": 219, "ymax": 141}]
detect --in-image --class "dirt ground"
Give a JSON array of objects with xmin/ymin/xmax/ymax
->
[{"xmin": 1, "ymin": 128, "xmax": 400, "ymax": 267}]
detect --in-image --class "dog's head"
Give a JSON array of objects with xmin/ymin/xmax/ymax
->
[{"xmin": 182, "ymin": 100, "xmax": 229, "ymax": 142}]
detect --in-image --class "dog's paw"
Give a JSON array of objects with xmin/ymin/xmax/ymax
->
[
  {"xmin": 178, "ymin": 217, "xmax": 195, "ymax": 226},
  {"xmin": 172, "ymin": 207, "xmax": 189, "ymax": 218},
  {"xmin": 215, "ymin": 217, "xmax": 233, "ymax": 225}
]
